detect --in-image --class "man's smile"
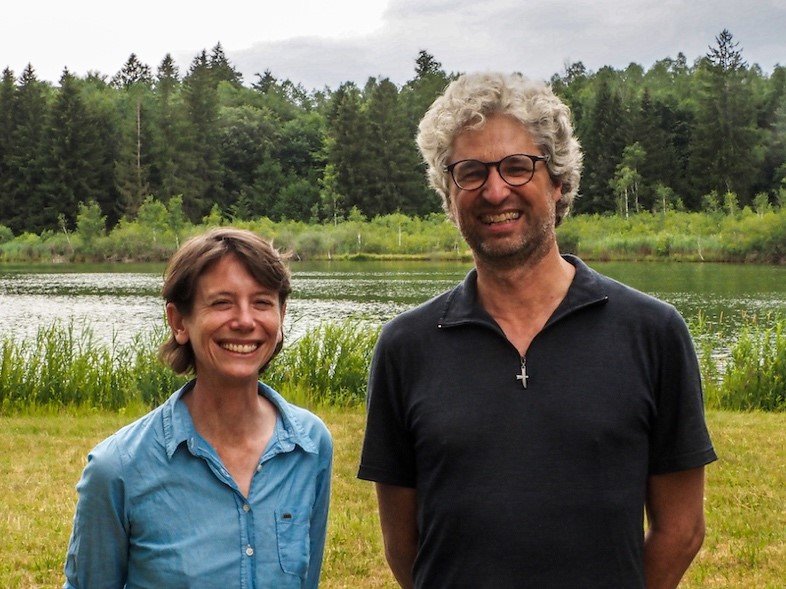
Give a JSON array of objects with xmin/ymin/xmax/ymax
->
[{"xmin": 480, "ymin": 210, "xmax": 521, "ymax": 225}]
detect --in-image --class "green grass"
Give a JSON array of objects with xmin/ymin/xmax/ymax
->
[{"xmin": 0, "ymin": 409, "xmax": 782, "ymax": 588}]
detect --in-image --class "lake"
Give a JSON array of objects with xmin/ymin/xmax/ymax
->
[{"xmin": 1, "ymin": 260, "xmax": 785, "ymax": 348}]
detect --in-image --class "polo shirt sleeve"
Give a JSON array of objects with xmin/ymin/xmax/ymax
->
[
  {"xmin": 357, "ymin": 327, "xmax": 417, "ymax": 487},
  {"xmin": 64, "ymin": 436, "xmax": 129, "ymax": 588},
  {"xmin": 648, "ymin": 308, "xmax": 717, "ymax": 475}
]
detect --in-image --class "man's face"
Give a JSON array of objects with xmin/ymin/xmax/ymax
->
[{"xmin": 448, "ymin": 114, "xmax": 562, "ymax": 269}]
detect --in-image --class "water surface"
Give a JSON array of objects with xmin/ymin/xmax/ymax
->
[{"xmin": 1, "ymin": 260, "xmax": 784, "ymax": 347}]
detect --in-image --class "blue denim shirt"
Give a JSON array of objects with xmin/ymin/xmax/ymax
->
[{"xmin": 64, "ymin": 380, "xmax": 332, "ymax": 589}]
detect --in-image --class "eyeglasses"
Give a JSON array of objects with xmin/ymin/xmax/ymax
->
[{"xmin": 443, "ymin": 153, "xmax": 550, "ymax": 191}]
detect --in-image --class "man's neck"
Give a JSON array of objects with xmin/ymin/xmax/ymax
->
[{"xmin": 474, "ymin": 243, "xmax": 575, "ymax": 355}]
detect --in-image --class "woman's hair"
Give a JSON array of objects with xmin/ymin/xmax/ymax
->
[
  {"xmin": 416, "ymin": 72, "xmax": 583, "ymax": 226},
  {"xmin": 158, "ymin": 227, "xmax": 292, "ymax": 375}
]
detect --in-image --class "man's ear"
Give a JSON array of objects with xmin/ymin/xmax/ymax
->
[
  {"xmin": 166, "ymin": 303, "xmax": 190, "ymax": 345},
  {"xmin": 551, "ymin": 180, "xmax": 563, "ymax": 203}
]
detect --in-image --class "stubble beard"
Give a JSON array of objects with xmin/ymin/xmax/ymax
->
[{"xmin": 457, "ymin": 206, "xmax": 557, "ymax": 271}]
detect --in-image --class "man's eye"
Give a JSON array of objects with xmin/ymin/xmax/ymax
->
[
  {"xmin": 502, "ymin": 159, "xmax": 533, "ymax": 176},
  {"xmin": 457, "ymin": 164, "xmax": 485, "ymax": 181}
]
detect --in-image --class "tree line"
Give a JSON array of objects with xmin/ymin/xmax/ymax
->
[{"xmin": 0, "ymin": 31, "xmax": 784, "ymax": 238}]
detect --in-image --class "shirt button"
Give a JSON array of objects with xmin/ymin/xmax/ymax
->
[
  {"xmin": 256, "ymin": 464, "xmax": 262, "ymax": 472},
  {"xmin": 242, "ymin": 504, "xmax": 251, "ymax": 512},
  {"xmin": 245, "ymin": 546, "xmax": 254, "ymax": 557}
]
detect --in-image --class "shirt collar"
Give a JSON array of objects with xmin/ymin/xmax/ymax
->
[
  {"xmin": 161, "ymin": 379, "xmax": 319, "ymax": 459},
  {"xmin": 438, "ymin": 254, "xmax": 609, "ymax": 329}
]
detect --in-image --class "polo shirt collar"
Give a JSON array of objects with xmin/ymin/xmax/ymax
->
[
  {"xmin": 161, "ymin": 379, "xmax": 318, "ymax": 459},
  {"xmin": 438, "ymin": 254, "xmax": 609, "ymax": 329}
]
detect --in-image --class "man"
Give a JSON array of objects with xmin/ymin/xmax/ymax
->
[{"xmin": 358, "ymin": 72, "xmax": 716, "ymax": 589}]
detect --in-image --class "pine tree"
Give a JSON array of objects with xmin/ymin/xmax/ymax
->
[
  {"xmin": 110, "ymin": 53, "xmax": 153, "ymax": 89},
  {"xmin": 324, "ymin": 82, "xmax": 372, "ymax": 215},
  {"xmin": 688, "ymin": 30, "xmax": 761, "ymax": 206},
  {"xmin": 575, "ymin": 73, "xmax": 626, "ymax": 213},
  {"xmin": 364, "ymin": 78, "xmax": 427, "ymax": 216},
  {"xmin": 182, "ymin": 50, "xmax": 221, "ymax": 220},
  {"xmin": 112, "ymin": 54, "xmax": 154, "ymax": 216},
  {"xmin": 5, "ymin": 64, "xmax": 50, "ymax": 232},
  {"xmin": 208, "ymin": 42, "xmax": 243, "ymax": 87},
  {"xmin": 148, "ymin": 54, "xmax": 190, "ymax": 201},
  {"xmin": 44, "ymin": 69, "xmax": 105, "ymax": 228},
  {"xmin": 0, "ymin": 68, "xmax": 16, "ymax": 228}
]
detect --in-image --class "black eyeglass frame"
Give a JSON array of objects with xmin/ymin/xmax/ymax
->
[{"xmin": 443, "ymin": 153, "xmax": 551, "ymax": 191}]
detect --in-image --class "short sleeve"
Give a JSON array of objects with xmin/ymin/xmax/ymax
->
[
  {"xmin": 648, "ymin": 309, "xmax": 717, "ymax": 474},
  {"xmin": 357, "ymin": 327, "xmax": 417, "ymax": 487}
]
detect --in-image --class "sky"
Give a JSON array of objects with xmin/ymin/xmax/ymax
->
[{"xmin": 2, "ymin": 0, "xmax": 785, "ymax": 90}]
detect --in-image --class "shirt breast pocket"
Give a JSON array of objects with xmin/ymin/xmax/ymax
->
[{"xmin": 275, "ymin": 507, "xmax": 311, "ymax": 578}]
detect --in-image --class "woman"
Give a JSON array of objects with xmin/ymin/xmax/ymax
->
[{"xmin": 64, "ymin": 228, "xmax": 333, "ymax": 588}]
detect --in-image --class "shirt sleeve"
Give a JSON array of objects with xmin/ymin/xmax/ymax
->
[
  {"xmin": 63, "ymin": 437, "xmax": 129, "ymax": 589},
  {"xmin": 357, "ymin": 328, "xmax": 417, "ymax": 487},
  {"xmin": 648, "ymin": 308, "xmax": 718, "ymax": 474},
  {"xmin": 305, "ymin": 427, "xmax": 333, "ymax": 589}
]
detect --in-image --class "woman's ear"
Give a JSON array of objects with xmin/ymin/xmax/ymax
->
[
  {"xmin": 277, "ymin": 303, "xmax": 286, "ymax": 344},
  {"xmin": 166, "ymin": 302, "xmax": 190, "ymax": 345}
]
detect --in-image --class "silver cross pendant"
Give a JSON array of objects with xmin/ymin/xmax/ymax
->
[{"xmin": 516, "ymin": 360, "xmax": 529, "ymax": 389}]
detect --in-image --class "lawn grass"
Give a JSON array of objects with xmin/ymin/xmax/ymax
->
[{"xmin": 0, "ymin": 408, "xmax": 782, "ymax": 588}]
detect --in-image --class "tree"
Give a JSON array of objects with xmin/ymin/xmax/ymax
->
[
  {"xmin": 688, "ymin": 30, "xmax": 761, "ymax": 205},
  {"xmin": 610, "ymin": 143, "xmax": 645, "ymax": 218},
  {"xmin": 166, "ymin": 195, "xmax": 188, "ymax": 247},
  {"xmin": 44, "ymin": 69, "xmax": 105, "ymax": 228},
  {"xmin": 76, "ymin": 199, "xmax": 106, "ymax": 249},
  {"xmin": 364, "ymin": 78, "xmax": 427, "ymax": 216},
  {"xmin": 5, "ymin": 64, "xmax": 50, "ymax": 233},
  {"xmin": 112, "ymin": 54, "xmax": 154, "ymax": 216},
  {"xmin": 575, "ymin": 72, "xmax": 626, "ymax": 213},
  {"xmin": 217, "ymin": 104, "xmax": 278, "ymax": 214},
  {"xmin": 181, "ymin": 50, "xmax": 221, "ymax": 220},
  {"xmin": 208, "ymin": 42, "xmax": 243, "ymax": 87},
  {"xmin": 324, "ymin": 82, "xmax": 372, "ymax": 215},
  {"xmin": 0, "ymin": 68, "xmax": 16, "ymax": 227}
]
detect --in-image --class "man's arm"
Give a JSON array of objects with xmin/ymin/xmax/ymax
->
[
  {"xmin": 643, "ymin": 466, "xmax": 707, "ymax": 589},
  {"xmin": 375, "ymin": 483, "xmax": 418, "ymax": 589}
]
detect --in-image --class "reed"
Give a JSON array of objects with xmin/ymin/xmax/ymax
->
[
  {"xmin": 266, "ymin": 321, "xmax": 380, "ymax": 406},
  {"xmin": 2, "ymin": 317, "xmax": 784, "ymax": 413}
]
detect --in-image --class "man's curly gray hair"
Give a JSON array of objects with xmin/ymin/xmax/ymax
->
[{"xmin": 416, "ymin": 72, "xmax": 583, "ymax": 227}]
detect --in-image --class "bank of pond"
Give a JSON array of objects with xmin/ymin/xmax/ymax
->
[
  {"xmin": 1, "ymin": 209, "xmax": 785, "ymax": 265},
  {"xmin": 0, "ymin": 319, "xmax": 783, "ymax": 414}
]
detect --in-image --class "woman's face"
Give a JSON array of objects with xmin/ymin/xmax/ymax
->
[{"xmin": 166, "ymin": 254, "xmax": 285, "ymax": 387}]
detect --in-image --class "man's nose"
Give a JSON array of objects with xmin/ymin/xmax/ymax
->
[{"xmin": 480, "ymin": 166, "xmax": 511, "ymax": 204}]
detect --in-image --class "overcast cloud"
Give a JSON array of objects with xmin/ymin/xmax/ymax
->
[{"xmin": 3, "ymin": 0, "xmax": 784, "ymax": 89}]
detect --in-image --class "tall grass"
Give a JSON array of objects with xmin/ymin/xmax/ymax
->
[
  {"xmin": 705, "ymin": 320, "xmax": 786, "ymax": 411},
  {"xmin": 266, "ymin": 322, "xmax": 380, "ymax": 406},
  {"xmin": 0, "ymin": 320, "xmax": 379, "ymax": 413},
  {"xmin": 1, "ymin": 317, "xmax": 784, "ymax": 413}
]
